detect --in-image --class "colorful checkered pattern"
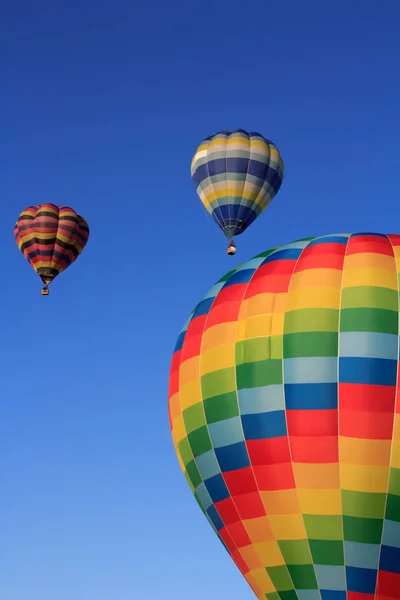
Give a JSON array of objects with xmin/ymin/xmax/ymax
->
[
  {"xmin": 168, "ymin": 233, "xmax": 400, "ymax": 599},
  {"xmin": 191, "ymin": 130, "xmax": 284, "ymax": 240},
  {"xmin": 14, "ymin": 203, "xmax": 89, "ymax": 287}
]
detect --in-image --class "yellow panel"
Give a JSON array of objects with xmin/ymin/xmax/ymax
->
[
  {"xmin": 340, "ymin": 464, "xmax": 389, "ymax": 493},
  {"xmin": 239, "ymin": 313, "xmax": 285, "ymax": 340},
  {"xmin": 239, "ymin": 292, "xmax": 286, "ymax": 318},
  {"xmin": 294, "ymin": 463, "xmax": 340, "ymax": 488},
  {"xmin": 202, "ymin": 322, "xmax": 238, "ymax": 350},
  {"xmin": 392, "ymin": 413, "xmax": 400, "ymax": 440},
  {"xmin": 169, "ymin": 392, "xmax": 181, "ymax": 421},
  {"xmin": 200, "ymin": 344, "xmax": 235, "ymax": 375},
  {"xmin": 267, "ymin": 514, "xmax": 307, "ymax": 539},
  {"xmin": 172, "ymin": 414, "xmax": 187, "ymax": 443},
  {"xmin": 253, "ymin": 541, "xmax": 285, "ymax": 566},
  {"xmin": 179, "ymin": 356, "xmax": 199, "ymax": 385},
  {"xmin": 391, "ymin": 440, "xmax": 400, "ymax": 469},
  {"xmin": 244, "ymin": 573, "xmax": 267, "ymax": 598},
  {"xmin": 297, "ymin": 489, "xmax": 342, "ymax": 514},
  {"xmin": 345, "ymin": 253, "xmax": 395, "ymax": 270},
  {"xmin": 180, "ymin": 380, "xmax": 202, "ymax": 410},
  {"xmin": 286, "ymin": 286, "xmax": 341, "ymax": 310},
  {"xmin": 290, "ymin": 269, "xmax": 343, "ymax": 290},
  {"xmin": 340, "ymin": 437, "xmax": 391, "ymax": 466},
  {"xmin": 243, "ymin": 517, "xmax": 275, "ymax": 543},
  {"xmin": 341, "ymin": 268, "xmax": 398, "ymax": 290},
  {"xmin": 239, "ymin": 545, "xmax": 263, "ymax": 570},
  {"xmin": 260, "ymin": 489, "xmax": 301, "ymax": 514}
]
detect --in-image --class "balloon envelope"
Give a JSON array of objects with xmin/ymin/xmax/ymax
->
[
  {"xmin": 168, "ymin": 232, "xmax": 400, "ymax": 598},
  {"xmin": 14, "ymin": 203, "xmax": 89, "ymax": 286},
  {"xmin": 191, "ymin": 129, "xmax": 284, "ymax": 241}
]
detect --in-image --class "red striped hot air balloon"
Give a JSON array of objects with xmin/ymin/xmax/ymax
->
[{"xmin": 14, "ymin": 203, "xmax": 90, "ymax": 295}]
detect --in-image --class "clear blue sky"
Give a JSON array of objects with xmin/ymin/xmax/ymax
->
[{"xmin": 1, "ymin": 1, "xmax": 400, "ymax": 599}]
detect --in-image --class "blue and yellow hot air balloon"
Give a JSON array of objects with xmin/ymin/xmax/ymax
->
[{"xmin": 191, "ymin": 129, "xmax": 284, "ymax": 255}]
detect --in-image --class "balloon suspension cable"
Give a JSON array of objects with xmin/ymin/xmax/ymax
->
[{"xmin": 41, "ymin": 286, "xmax": 49, "ymax": 296}]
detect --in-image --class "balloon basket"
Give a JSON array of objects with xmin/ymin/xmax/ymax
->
[
  {"xmin": 41, "ymin": 286, "xmax": 49, "ymax": 296},
  {"xmin": 227, "ymin": 242, "xmax": 236, "ymax": 256}
]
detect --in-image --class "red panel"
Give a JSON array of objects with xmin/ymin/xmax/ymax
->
[
  {"xmin": 339, "ymin": 409, "xmax": 395, "ymax": 439},
  {"xmin": 223, "ymin": 521, "xmax": 252, "ymax": 548},
  {"xmin": 294, "ymin": 252, "xmax": 345, "ymax": 271},
  {"xmin": 340, "ymin": 383, "xmax": 396, "ymax": 413},
  {"xmin": 253, "ymin": 462, "xmax": 295, "ymax": 491},
  {"xmin": 223, "ymin": 467, "xmax": 258, "ymax": 496},
  {"xmin": 377, "ymin": 570, "xmax": 400, "ymax": 597},
  {"xmin": 286, "ymin": 409, "xmax": 338, "ymax": 436},
  {"xmin": 247, "ymin": 437, "xmax": 291, "ymax": 465},
  {"xmin": 205, "ymin": 302, "xmax": 242, "ymax": 328},
  {"xmin": 346, "ymin": 235, "xmax": 393, "ymax": 255},
  {"xmin": 214, "ymin": 497, "xmax": 241, "ymax": 525},
  {"xmin": 212, "ymin": 284, "xmax": 248, "ymax": 306},
  {"xmin": 233, "ymin": 492, "xmax": 266, "ymax": 519},
  {"xmin": 289, "ymin": 435, "xmax": 339, "ymax": 463}
]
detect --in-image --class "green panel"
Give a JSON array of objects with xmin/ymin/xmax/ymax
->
[
  {"xmin": 342, "ymin": 515, "xmax": 383, "ymax": 543},
  {"xmin": 236, "ymin": 338, "xmax": 271, "ymax": 364},
  {"xmin": 340, "ymin": 308, "xmax": 398, "ymax": 334},
  {"xmin": 184, "ymin": 470, "xmax": 195, "ymax": 493},
  {"xmin": 388, "ymin": 467, "xmax": 400, "ymax": 495},
  {"xmin": 278, "ymin": 592, "xmax": 299, "ymax": 600},
  {"xmin": 283, "ymin": 331, "xmax": 338, "ymax": 358},
  {"xmin": 270, "ymin": 335, "xmax": 283, "ymax": 359},
  {"xmin": 193, "ymin": 491, "xmax": 207, "ymax": 514},
  {"xmin": 188, "ymin": 426, "xmax": 212, "ymax": 457},
  {"xmin": 341, "ymin": 286, "xmax": 398, "ymax": 311},
  {"xmin": 342, "ymin": 490, "xmax": 386, "ymax": 518},
  {"xmin": 265, "ymin": 565, "xmax": 294, "ymax": 590},
  {"xmin": 303, "ymin": 515, "xmax": 343, "ymax": 540},
  {"xmin": 284, "ymin": 309, "xmax": 339, "ymax": 334},
  {"xmin": 186, "ymin": 459, "xmax": 202, "ymax": 488},
  {"xmin": 287, "ymin": 564, "xmax": 318, "ymax": 589},
  {"xmin": 201, "ymin": 368, "xmax": 236, "ymax": 399},
  {"xmin": 203, "ymin": 392, "xmax": 239, "ymax": 424},
  {"xmin": 385, "ymin": 494, "xmax": 400, "ymax": 522},
  {"xmin": 183, "ymin": 403, "xmax": 206, "ymax": 434},
  {"xmin": 177, "ymin": 437, "xmax": 193, "ymax": 466},
  {"xmin": 266, "ymin": 594, "xmax": 280, "ymax": 600},
  {"xmin": 308, "ymin": 540, "xmax": 344, "ymax": 565},
  {"xmin": 278, "ymin": 540, "xmax": 312, "ymax": 564},
  {"xmin": 236, "ymin": 359, "xmax": 282, "ymax": 389}
]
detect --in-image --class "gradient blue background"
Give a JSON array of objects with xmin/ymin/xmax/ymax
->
[{"xmin": 1, "ymin": 1, "xmax": 400, "ymax": 598}]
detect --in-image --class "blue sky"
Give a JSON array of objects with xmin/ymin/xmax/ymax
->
[{"xmin": 1, "ymin": 1, "xmax": 400, "ymax": 598}]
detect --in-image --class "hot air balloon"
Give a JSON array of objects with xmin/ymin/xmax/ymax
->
[
  {"xmin": 14, "ymin": 203, "xmax": 90, "ymax": 295},
  {"xmin": 168, "ymin": 232, "xmax": 400, "ymax": 598},
  {"xmin": 191, "ymin": 129, "xmax": 284, "ymax": 256}
]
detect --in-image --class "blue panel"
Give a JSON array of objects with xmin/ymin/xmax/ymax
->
[
  {"xmin": 206, "ymin": 505, "xmax": 224, "ymax": 531},
  {"xmin": 379, "ymin": 544, "xmax": 400, "ymax": 573},
  {"xmin": 208, "ymin": 417, "xmax": 244, "ymax": 448},
  {"xmin": 196, "ymin": 450, "xmax": 221, "ymax": 480},
  {"xmin": 262, "ymin": 248, "xmax": 302, "ymax": 264},
  {"xmin": 284, "ymin": 357, "xmax": 338, "ymax": 384},
  {"xmin": 307, "ymin": 235, "xmax": 349, "ymax": 246},
  {"xmin": 204, "ymin": 474, "xmax": 230, "ymax": 503},
  {"xmin": 215, "ymin": 441, "xmax": 250, "ymax": 472},
  {"xmin": 223, "ymin": 269, "xmax": 256, "ymax": 287},
  {"xmin": 174, "ymin": 331, "xmax": 186, "ymax": 352},
  {"xmin": 339, "ymin": 357, "xmax": 397, "ymax": 386},
  {"xmin": 346, "ymin": 566, "xmax": 377, "ymax": 593},
  {"xmin": 238, "ymin": 385, "xmax": 285, "ymax": 414},
  {"xmin": 320, "ymin": 592, "xmax": 347, "ymax": 600},
  {"xmin": 284, "ymin": 382, "xmax": 338, "ymax": 410},
  {"xmin": 241, "ymin": 410, "xmax": 287, "ymax": 440},
  {"xmin": 192, "ymin": 297, "xmax": 214, "ymax": 318}
]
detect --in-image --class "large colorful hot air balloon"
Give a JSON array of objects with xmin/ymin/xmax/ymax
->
[
  {"xmin": 168, "ymin": 232, "xmax": 400, "ymax": 598},
  {"xmin": 14, "ymin": 203, "xmax": 89, "ymax": 295},
  {"xmin": 191, "ymin": 129, "xmax": 284, "ymax": 256}
]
